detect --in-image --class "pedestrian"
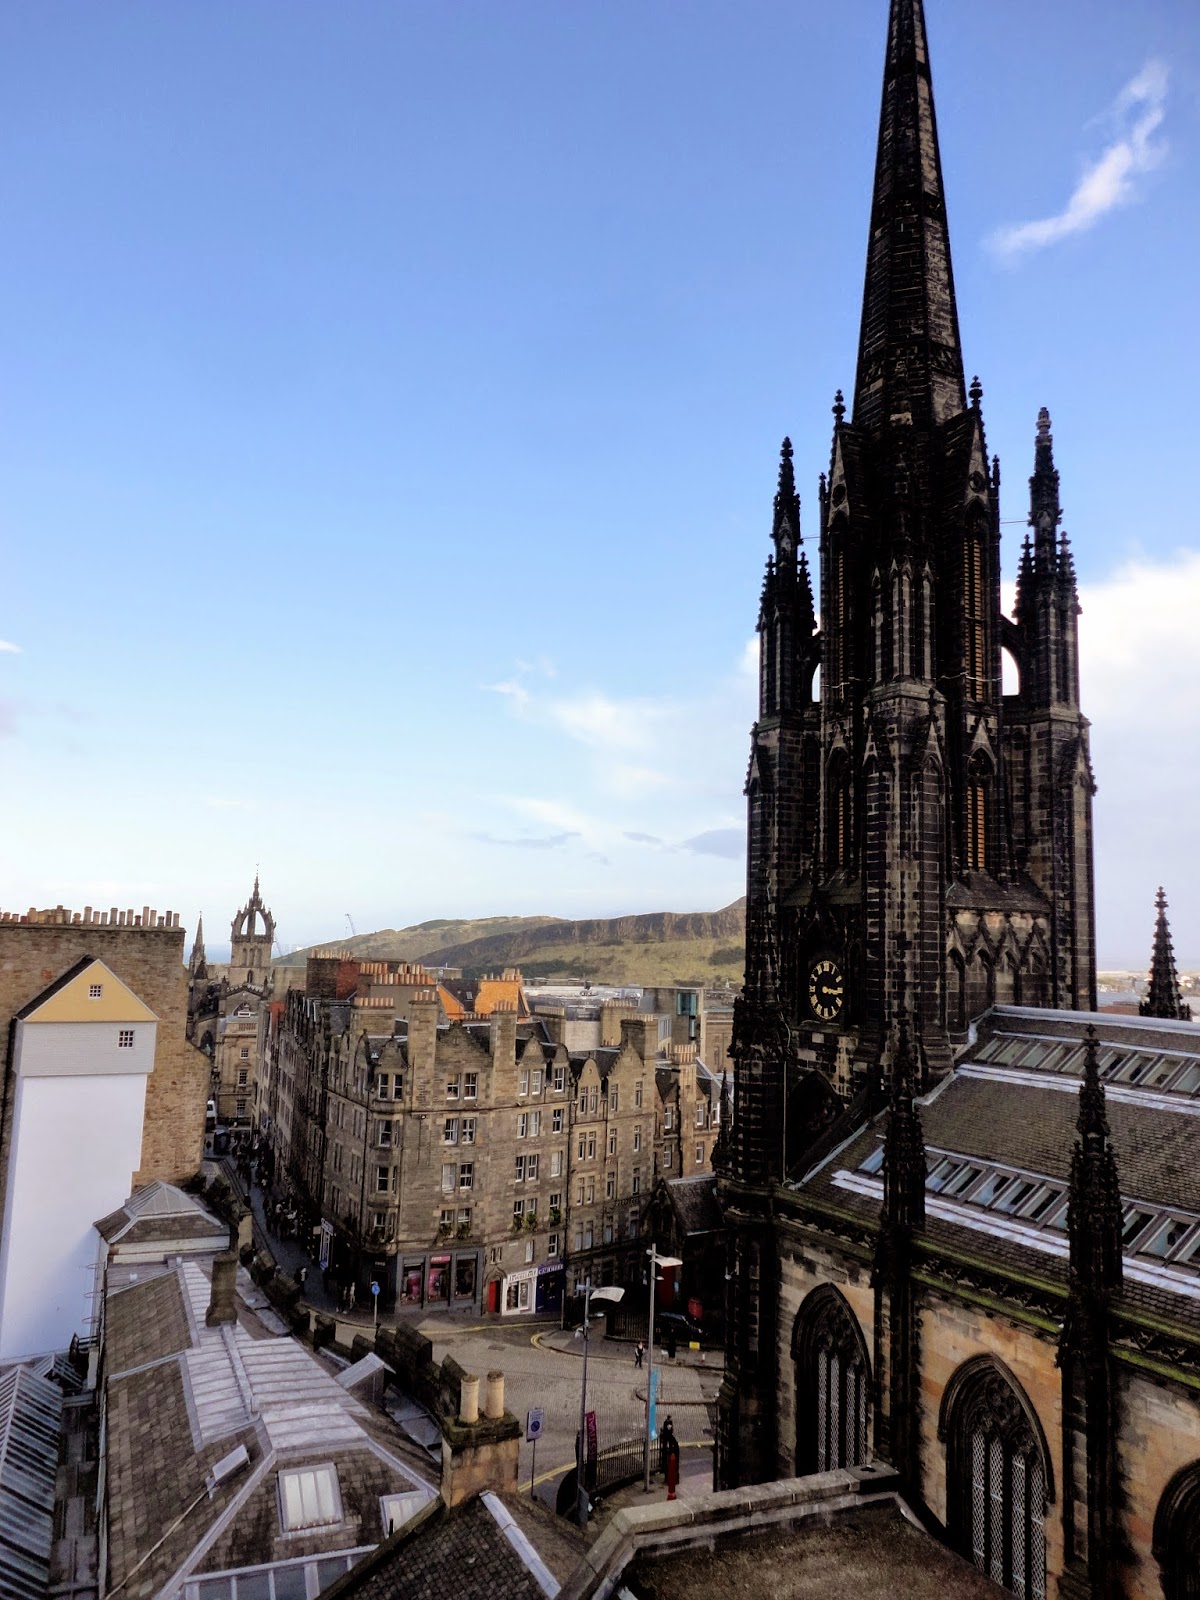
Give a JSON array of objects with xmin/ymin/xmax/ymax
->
[
  {"xmin": 666, "ymin": 1328, "xmax": 677, "ymax": 1361},
  {"xmin": 347, "ymin": 1281, "xmax": 356, "ymax": 1315},
  {"xmin": 635, "ymin": 1341, "xmax": 645, "ymax": 1369}
]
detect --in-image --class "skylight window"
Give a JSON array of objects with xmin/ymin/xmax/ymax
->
[{"xmin": 278, "ymin": 1465, "xmax": 341, "ymax": 1532}]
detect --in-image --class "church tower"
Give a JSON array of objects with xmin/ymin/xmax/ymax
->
[
  {"xmin": 230, "ymin": 875, "xmax": 275, "ymax": 988},
  {"xmin": 718, "ymin": 0, "xmax": 1098, "ymax": 1488}
]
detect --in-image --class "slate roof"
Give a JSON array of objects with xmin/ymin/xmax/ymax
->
[
  {"xmin": 665, "ymin": 1175, "xmax": 723, "ymax": 1237},
  {"xmin": 101, "ymin": 1250, "xmax": 435, "ymax": 1598},
  {"xmin": 105, "ymin": 1272, "xmax": 192, "ymax": 1375},
  {"xmin": 624, "ymin": 1500, "xmax": 1005, "ymax": 1600},
  {"xmin": 796, "ymin": 1005, "xmax": 1200, "ymax": 1341},
  {"xmin": 323, "ymin": 1493, "xmax": 552, "ymax": 1600},
  {"xmin": 105, "ymin": 1358, "xmax": 255, "ymax": 1600}
]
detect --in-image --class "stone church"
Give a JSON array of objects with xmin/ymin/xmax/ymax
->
[
  {"xmin": 187, "ymin": 874, "xmax": 276, "ymax": 1128},
  {"xmin": 715, "ymin": 5, "xmax": 1200, "ymax": 1598}
]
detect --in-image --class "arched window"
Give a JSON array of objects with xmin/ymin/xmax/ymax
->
[
  {"xmin": 966, "ymin": 752, "xmax": 991, "ymax": 873},
  {"xmin": 941, "ymin": 1359, "xmax": 1051, "ymax": 1600},
  {"xmin": 1154, "ymin": 1460, "xmax": 1200, "ymax": 1600},
  {"xmin": 793, "ymin": 1285, "xmax": 870, "ymax": 1476}
]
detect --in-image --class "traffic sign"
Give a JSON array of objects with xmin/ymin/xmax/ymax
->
[
  {"xmin": 370, "ymin": 1281, "xmax": 380, "ymax": 1297},
  {"xmin": 526, "ymin": 1407, "xmax": 544, "ymax": 1442}
]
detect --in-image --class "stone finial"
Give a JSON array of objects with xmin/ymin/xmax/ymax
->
[
  {"xmin": 832, "ymin": 390, "xmax": 846, "ymax": 424},
  {"xmin": 969, "ymin": 374, "xmax": 983, "ymax": 408}
]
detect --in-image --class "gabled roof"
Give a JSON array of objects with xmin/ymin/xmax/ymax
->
[
  {"xmin": 103, "ymin": 1255, "xmax": 435, "ymax": 1598},
  {"xmin": 323, "ymin": 1491, "xmax": 557, "ymax": 1600},
  {"xmin": 16, "ymin": 957, "xmax": 157, "ymax": 1025}
]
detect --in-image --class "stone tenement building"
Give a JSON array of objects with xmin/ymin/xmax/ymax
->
[
  {"xmin": 260, "ymin": 956, "xmax": 718, "ymax": 1316},
  {"xmin": 187, "ymin": 875, "xmax": 276, "ymax": 1128},
  {"xmin": 718, "ymin": 4, "xmax": 1200, "ymax": 1600},
  {"xmin": 0, "ymin": 901, "xmax": 206, "ymax": 1188}
]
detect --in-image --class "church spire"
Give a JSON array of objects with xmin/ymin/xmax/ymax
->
[
  {"xmin": 1030, "ymin": 406, "xmax": 1061, "ymax": 570},
  {"xmin": 189, "ymin": 914, "xmax": 208, "ymax": 978},
  {"xmin": 1140, "ymin": 888, "xmax": 1192, "ymax": 1021},
  {"xmin": 853, "ymin": 0, "xmax": 966, "ymax": 434},
  {"xmin": 773, "ymin": 436, "xmax": 799, "ymax": 562}
]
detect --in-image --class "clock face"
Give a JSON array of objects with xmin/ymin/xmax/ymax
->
[{"xmin": 808, "ymin": 958, "xmax": 846, "ymax": 1024}]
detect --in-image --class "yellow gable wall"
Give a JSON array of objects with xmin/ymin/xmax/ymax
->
[{"xmin": 25, "ymin": 962, "xmax": 158, "ymax": 1025}]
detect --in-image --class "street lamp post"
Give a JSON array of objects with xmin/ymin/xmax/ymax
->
[
  {"xmin": 643, "ymin": 1245, "xmax": 683, "ymax": 1493},
  {"xmin": 574, "ymin": 1279, "xmax": 624, "ymax": 1528}
]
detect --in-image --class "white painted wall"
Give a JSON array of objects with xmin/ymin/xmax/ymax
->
[{"xmin": 0, "ymin": 1070, "xmax": 148, "ymax": 1360}]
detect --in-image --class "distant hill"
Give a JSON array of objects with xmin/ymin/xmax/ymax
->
[{"xmin": 281, "ymin": 901, "xmax": 746, "ymax": 986}]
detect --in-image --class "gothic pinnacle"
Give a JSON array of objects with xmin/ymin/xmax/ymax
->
[
  {"xmin": 969, "ymin": 375, "xmax": 983, "ymax": 408},
  {"xmin": 1141, "ymin": 887, "xmax": 1192, "ymax": 1020},
  {"xmin": 832, "ymin": 390, "xmax": 846, "ymax": 425},
  {"xmin": 1068, "ymin": 1026, "xmax": 1123, "ymax": 1297}
]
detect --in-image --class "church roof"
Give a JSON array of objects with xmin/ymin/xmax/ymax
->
[{"xmin": 794, "ymin": 1007, "xmax": 1200, "ymax": 1340}]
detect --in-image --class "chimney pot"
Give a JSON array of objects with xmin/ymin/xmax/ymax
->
[
  {"xmin": 459, "ymin": 1373, "xmax": 480, "ymax": 1425},
  {"xmin": 485, "ymin": 1370, "xmax": 505, "ymax": 1420}
]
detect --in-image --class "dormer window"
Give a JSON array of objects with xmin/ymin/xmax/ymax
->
[{"xmin": 278, "ymin": 1465, "xmax": 341, "ymax": 1532}]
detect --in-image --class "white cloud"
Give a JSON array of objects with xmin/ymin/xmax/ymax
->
[
  {"xmin": 1079, "ymin": 548, "xmax": 1200, "ymax": 724},
  {"xmin": 990, "ymin": 60, "xmax": 1168, "ymax": 260},
  {"xmin": 545, "ymin": 690, "xmax": 669, "ymax": 754},
  {"xmin": 1075, "ymin": 549, "xmax": 1200, "ymax": 965},
  {"xmin": 484, "ymin": 678, "xmax": 531, "ymax": 711},
  {"xmin": 0, "ymin": 640, "xmax": 21, "ymax": 654}
]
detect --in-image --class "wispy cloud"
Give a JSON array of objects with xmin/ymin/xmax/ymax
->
[
  {"xmin": 484, "ymin": 678, "xmax": 531, "ymax": 711},
  {"xmin": 990, "ymin": 60, "xmax": 1168, "ymax": 260},
  {"xmin": 473, "ymin": 830, "xmax": 579, "ymax": 851},
  {"xmin": 682, "ymin": 827, "xmax": 745, "ymax": 860},
  {"xmin": 0, "ymin": 640, "xmax": 21, "ymax": 655}
]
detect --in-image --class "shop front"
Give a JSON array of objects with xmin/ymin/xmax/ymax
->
[
  {"xmin": 502, "ymin": 1265, "xmax": 537, "ymax": 1314},
  {"xmin": 535, "ymin": 1260, "xmax": 564, "ymax": 1316},
  {"xmin": 397, "ymin": 1248, "xmax": 481, "ymax": 1314}
]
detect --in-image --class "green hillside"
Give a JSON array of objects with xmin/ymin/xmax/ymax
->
[{"xmin": 281, "ymin": 901, "xmax": 746, "ymax": 986}]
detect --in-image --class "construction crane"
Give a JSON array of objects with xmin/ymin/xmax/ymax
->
[{"xmin": 345, "ymin": 913, "xmax": 357, "ymax": 938}]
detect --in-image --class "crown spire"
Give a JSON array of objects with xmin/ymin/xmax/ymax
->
[
  {"xmin": 1140, "ymin": 887, "xmax": 1192, "ymax": 1021},
  {"xmin": 853, "ymin": 0, "xmax": 966, "ymax": 433}
]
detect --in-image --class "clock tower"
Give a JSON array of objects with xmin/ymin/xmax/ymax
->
[{"xmin": 716, "ymin": 0, "xmax": 1097, "ymax": 1489}]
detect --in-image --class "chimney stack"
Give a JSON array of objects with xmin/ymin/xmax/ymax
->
[{"xmin": 207, "ymin": 1252, "xmax": 239, "ymax": 1327}]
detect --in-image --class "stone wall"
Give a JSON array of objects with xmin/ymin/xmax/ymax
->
[
  {"xmin": 0, "ymin": 916, "xmax": 207, "ymax": 1191},
  {"xmin": 1117, "ymin": 1366, "xmax": 1200, "ymax": 1599}
]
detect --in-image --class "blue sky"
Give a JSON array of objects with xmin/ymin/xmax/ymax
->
[{"xmin": 1, "ymin": 1, "xmax": 1198, "ymax": 966}]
